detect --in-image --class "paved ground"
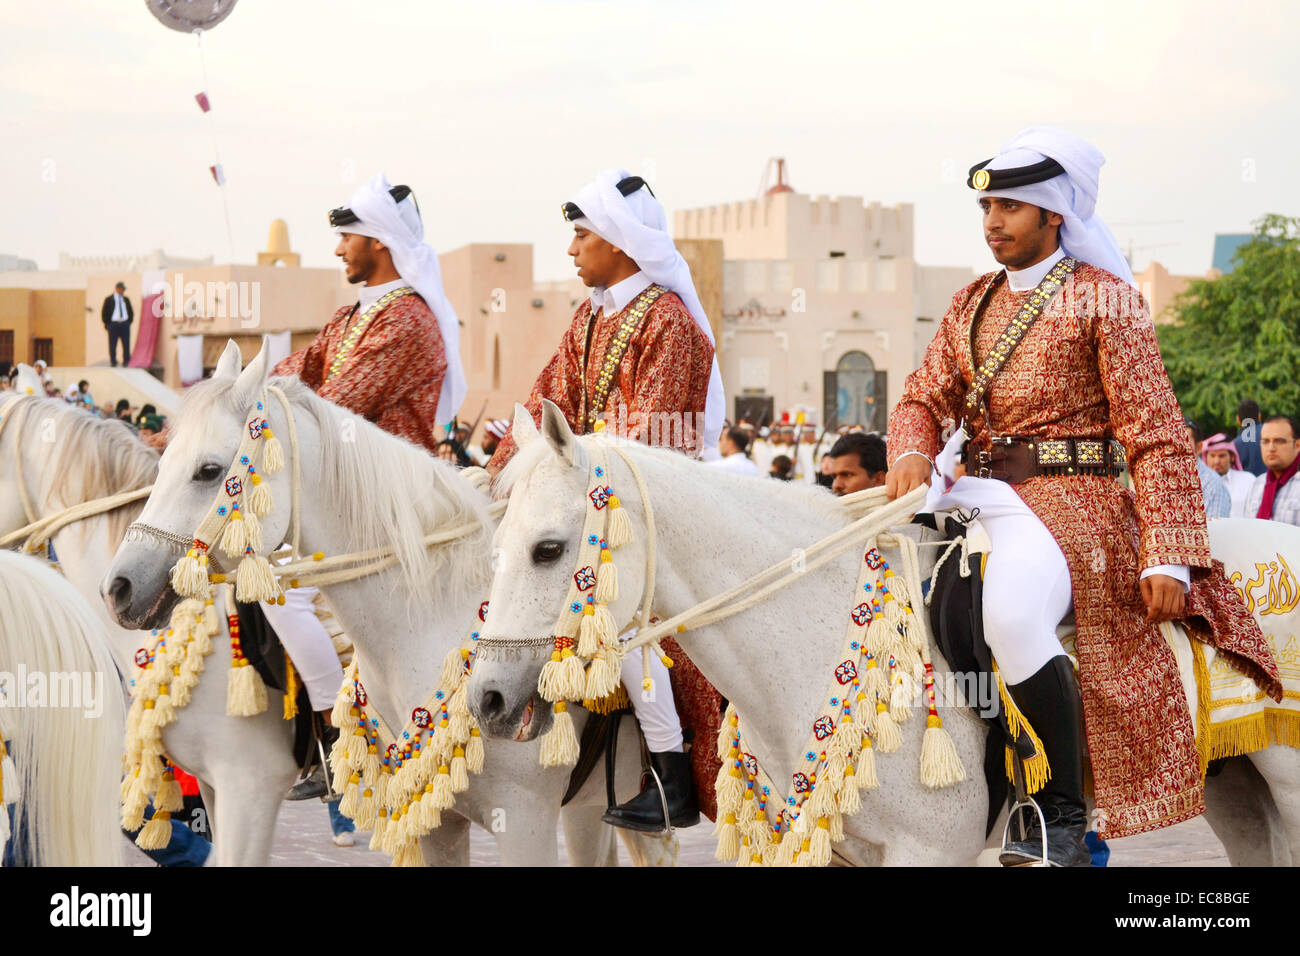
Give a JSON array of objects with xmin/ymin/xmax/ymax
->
[{"xmin": 126, "ymin": 797, "xmax": 1230, "ymax": 866}]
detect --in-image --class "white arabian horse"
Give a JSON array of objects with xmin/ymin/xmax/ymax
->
[
  {"xmin": 0, "ymin": 550, "xmax": 125, "ymax": 866},
  {"xmin": 102, "ymin": 343, "xmax": 673, "ymax": 866},
  {"xmin": 0, "ymin": 392, "xmax": 300, "ymax": 865},
  {"xmin": 467, "ymin": 401, "xmax": 1300, "ymax": 866}
]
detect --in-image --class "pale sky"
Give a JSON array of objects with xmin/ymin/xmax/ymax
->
[{"xmin": 3, "ymin": 0, "xmax": 1297, "ymax": 282}]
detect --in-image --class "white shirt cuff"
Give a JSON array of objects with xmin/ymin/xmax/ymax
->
[{"xmin": 1141, "ymin": 564, "xmax": 1190, "ymax": 592}]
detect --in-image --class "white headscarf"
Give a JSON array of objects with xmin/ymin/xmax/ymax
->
[
  {"xmin": 334, "ymin": 173, "xmax": 466, "ymax": 426},
  {"xmin": 977, "ymin": 127, "xmax": 1135, "ymax": 287},
  {"xmin": 568, "ymin": 168, "xmax": 726, "ymax": 457}
]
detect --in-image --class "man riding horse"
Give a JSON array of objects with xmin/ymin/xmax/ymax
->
[{"xmin": 886, "ymin": 127, "xmax": 1282, "ymax": 866}]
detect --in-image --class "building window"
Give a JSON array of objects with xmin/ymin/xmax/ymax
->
[
  {"xmin": 847, "ymin": 261, "xmax": 869, "ymax": 293},
  {"xmin": 874, "ymin": 258, "xmax": 897, "ymax": 292},
  {"xmin": 744, "ymin": 261, "xmax": 766, "ymax": 293},
  {"xmin": 771, "ymin": 261, "xmax": 793, "ymax": 293},
  {"xmin": 835, "ymin": 350, "xmax": 876, "ymax": 429},
  {"xmin": 816, "ymin": 260, "xmax": 840, "ymax": 292},
  {"xmin": 32, "ymin": 338, "xmax": 53, "ymax": 365},
  {"xmin": 0, "ymin": 330, "xmax": 14, "ymax": 366}
]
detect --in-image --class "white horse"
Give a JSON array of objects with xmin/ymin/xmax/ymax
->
[
  {"xmin": 467, "ymin": 401, "xmax": 1300, "ymax": 865},
  {"xmin": 102, "ymin": 343, "xmax": 674, "ymax": 866},
  {"xmin": 0, "ymin": 392, "xmax": 300, "ymax": 866},
  {"xmin": 0, "ymin": 549, "xmax": 125, "ymax": 866}
]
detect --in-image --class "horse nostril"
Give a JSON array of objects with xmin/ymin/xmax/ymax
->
[
  {"xmin": 481, "ymin": 689, "xmax": 505, "ymax": 720},
  {"xmin": 108, "ymin": 575, "xmax": 132, "ymax": 610}
]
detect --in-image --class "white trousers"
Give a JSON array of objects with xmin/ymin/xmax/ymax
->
[
  {"xmin": 259, "ymin": 586, "xmax": 345, "ymax": 712},
  {"xmin": 933, "ymin": 476, "xmax": 1074, "ymax": 685},
  {"xmin": 618, "ymin": 637, "xmax": 684, "ymax": 753}
]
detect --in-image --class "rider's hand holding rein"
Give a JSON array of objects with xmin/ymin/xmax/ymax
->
[
  {"xmin": 1141, "ymin": 574, "xmax": 1186, "ymax": 624},
  {"xmin": 886, "ymin": 454, "xmax": 933, "ymax": 502}
]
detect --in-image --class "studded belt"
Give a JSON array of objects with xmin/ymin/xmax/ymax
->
[{"xmin": 969, "ymin": 436, "xmax": 1126, "ymax": 483}]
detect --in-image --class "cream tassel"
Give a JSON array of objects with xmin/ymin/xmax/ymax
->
[
  {"xmin": 170, "ymin": 549, "xmax": 211, "ymax": 599},
  {"xmin": 714, "ymin": 812, "xmax": 741, "ymax": 862},
  {"xmin": 135, "ymin": 811, "xmax": 173, "ymax": 850},
  {"xmin": 219, "ymin": 509, "xmax": 248, "ymax": 558},
  {"xmin": 863, "ymin": 659, "xmax": 888, "ymax": 700},
  {"xmin": 872, "ymin": 702, "xmax": 901, "ymax": 753},
  {"xmin": 356, "ymin": 787, "xmax": 377, "ymax": 829},
  {"xmin": 583, "ymin": 651, "xmax": 622, "ymax": 701},
  {"xmin": 431, "ymin": 765, "xmax": 454, "ymax": 810},
  {"xmin": 856, "ymin": 735, "xmax": 879, "ymax": 790},
  {"xmin": 890, "ymin": 671, "xmax": 916, "ymax": 723},
  {"xmin": 369, "ymin": 808, "xmax": 388, "ymax": 851},
  {"xmin": 247, "ymin": 474, "xmax": 273, "ymax": 518},
  {"xmin": 538, "ymin": 701, "xmax": 579, "ymax": 767},
  {"xmin": 920, "ymin": 713, "xmax": 967, "ymax": 788},
  {"xmin": 155, "ymin": 769, "xmax": 184, "ymax": 813},
  {"xmin": 202, "ymin": 598, "xmax": 220, "ymax": 634},
  {"xmin": 837, "ymin": 765, "xmax": 862, "ymax": 814},
  {"xmin": 866, "ymin": 616, "xmax": 894, "ymax": 657},
  {"xmin": 226, "ymin": 661, "xmax": 268, "ymax": 716},
  {"xmin": 806, "ymin": 816, "xmax": 832, "ymax": 867},
  {"xmin": 235, "ymin": 553, "xmax": 279, "ymax": 603},
  {"xmin": 717, "ymin": 708, "xmax": 738, "ymax": 761},
  {"xmin": 592, "ymin": 603, "xmax": 618, "ymax": 649},
  {"xmin": 466, "ymin": 727, "xmax": 484, "ymax": 773},
  {"xmin": 242, "ymin": 508, "xmax": 264, "ymax": 555},
  {"xmin": 262, "ymin": 427, "xmax": 285, "ymax": 473},
  {"xmin": 450, "ymin": 746, "xmax": 469, "ymax": 793},
  {"xmin": 441, "ymin": 645, "xmax": 468, "ymax": 689},
  {"xmin": 540, "ymin": 645, "xmax": 585, "ymax": 702},
  {"xmin": 577, "ymin": 605, "xmax": 600, "ymax": 658},
  {"xmin": 595, "ymin": 550, "xmax": 618, "ymax": 604},
  {"xmin": 607, "ymin": 496, "xmax": 633, "ymax": 548},
  {"xmin": 393, "ymin": 838, "xmax": 423, "ymax": 867},
  {"xmin": 339, "ymin": 771, "xmax": 361, "ymax": 818}
]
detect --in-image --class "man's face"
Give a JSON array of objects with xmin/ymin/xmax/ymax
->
[
  {"xmin": 1260, "ymin": 421, "xmax": 1300, "ymax": 472},
  {"xmin": 1183, "ymin": 426, "xmax": 1201, "ymax": 457},
  {"xmin": 828, "ymin": 454, "xmax": 886, "ymax": 496},
  {"xmin": 979, "ymin": 198, "xmax": 1061, "ymax": 269},
  {"xmin": 115, "ymin": 284, "xmax": 125, "ymax": 294},
  {"xmin": 568, "ymin": 226, "xmax": 628, "ymax": 289},
  {"xmin": 718, "ymin": 433, "xmax": 737, "ymax": 457},
  {"xmin": 1205, "ymin": 449, "xmax": 1233, "ymax": 476},
  {"xmin": 335, "ymin": 232, "xmax": 380, "ymax": 285}
]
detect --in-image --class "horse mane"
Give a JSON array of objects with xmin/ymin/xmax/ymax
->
[
  {"xmin": 0, "ymin": 550, "xmax": 125, "ymax": 865},
  {"xmin": 180, "ymin": 375, "xmax": 494, "ymax": 606},
  {"xmin": 497, "ymin": 432, "xmax": 849, "ymax": 524},
  {"xmin": 11, "ymin": 397, "xmax": 159, "ymax": 545}
]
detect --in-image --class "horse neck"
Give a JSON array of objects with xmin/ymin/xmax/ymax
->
[
  {"xmin": 289, "ymin": 405, "xmax": 490, "ymax": 730},
  {"xmin": 617, "ymin": 447, "xmax": 859, "ymax": 769}
]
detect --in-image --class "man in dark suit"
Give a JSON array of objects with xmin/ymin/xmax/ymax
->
[{"xmin": 101, "ymin": 281, "xmax": 134, "ymax": 367}]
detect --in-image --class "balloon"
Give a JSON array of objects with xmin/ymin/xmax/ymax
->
[{"xmin": 144, "ymin": 0, "xmax": 238, "ymax": 33}]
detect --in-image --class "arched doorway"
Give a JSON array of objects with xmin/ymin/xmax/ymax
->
[{"xmin": 835, "ymin": 350, "xmax": 876, "ymax": 429}]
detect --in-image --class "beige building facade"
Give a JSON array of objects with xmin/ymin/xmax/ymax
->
[{"xmin": 675, "ymin": 189, "xmax": 975, "ymax": 432}]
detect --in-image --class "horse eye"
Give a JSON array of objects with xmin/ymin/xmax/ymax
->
[
  {"xmin": 531, "ymin": 541, "xmax": 565, "ymax": 564},
  {"xmin": 193, "ymin": 462, "xmax": 224, "ymax": 483}
]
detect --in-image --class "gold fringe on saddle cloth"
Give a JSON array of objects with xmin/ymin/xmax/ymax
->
[{"xmin": 1189, "ymin": 638, "xmax": 1300, "ymax": 774}]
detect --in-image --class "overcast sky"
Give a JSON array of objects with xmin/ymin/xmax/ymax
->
[{"xmin": 3, "ymin": 0, "xmax": 1296, "ymax": 282}]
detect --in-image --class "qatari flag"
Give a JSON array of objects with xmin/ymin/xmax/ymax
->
[
  {"xmin": 209, "ymin": 164, "xmax": 226, "ymax": 186},
  {"xmin": 195, "ymin": 91, "xmax": 211, "ymax": 112}
]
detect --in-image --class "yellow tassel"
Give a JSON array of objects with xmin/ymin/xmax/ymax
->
[
  {"xmin": 235, "ymin": 553, "xmax": 279, "ymax": 603},
  {"xmin": 595, "ymin": 550, "xmax": 618, "ymax": 604},
  {"xmin": 539, "ymin": 702, "xmax": 580, "ymax": 767},
  {"xmin": 170, "ymin": 550, "xmax": 211, "ymax": 599},
  {"xmin": 921, "ymin": 713, "xmax": 967, "ymax": 788},
  {"xmin": 155, "ymin": 769, "xmax": 184, "ymax": 814},
  {"xmin": 135, "ymin": 812, "xmax": 173, "ymax": 850},
  {"xmin": 283, "ymin": 658, "xmax": 299, "ymax": 720},
  {"xmin": 997, "ymin": 668, "xmax": 1050, "ymax": 794},
  {"xmin": 467, "ymin": 727, "xmax": 484, "ymax": 773},
  {"xmin": 805, "ymin": 816, "xmax": 832, "ymax": 867},
  {"xmin": 393, "ymin": 838, "xmax": 423, "ymax": 867},
  {"xmin": 262, "ymin": 428, "xmax": 285, "ymax": 473},
  {"xmin": 856, "ymin": 735, "xmax": 879, "ymax": 790},
  {"xmin": 714, "ymin": 813, "xmax": 741, "ymax": 862},
  {"xmin": 837, "ymin": 765, "xmax": 862, "ymax": 814},
  {"xmin": 607, "ymin": 496, "xmax": 633, "ymax": 548},
  {"xmin": 451, "ymin": 747, "xmax": 469, "ymax": 793},
  {"xmin": 431, "ymin": 765, "xmax": 454, "ymax": 810},
  {"xmin": 226, "ymin": 660, "xmax": 268, "ymax": 716},
  {"xmin": 873, "ymin": 703, "xmax": 901, "ymax": 753},
  {"xmin": 247, "ymin": 474, "xmax": 273, "ymax": 518}
]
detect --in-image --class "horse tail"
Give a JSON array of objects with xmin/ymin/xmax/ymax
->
[{"xmin": 0, "ymin": 551, "xmax": 125, "ymax": 866}]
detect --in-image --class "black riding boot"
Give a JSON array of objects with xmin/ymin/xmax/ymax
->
[
  {"xmin": 287, "ymin": 716, "xmax": 338, "ymax": 802},
  {"xmin": 999, "ymin": 656, "xmax": 1092, "ymax": 867},
  {"xmin": 601, "ymin": 751, "xmax": 700, "ymax": 832}
]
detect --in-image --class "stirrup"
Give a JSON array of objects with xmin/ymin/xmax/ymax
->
[
  {"xmin": 645, "ymin": 762, "xmax": 674, "ymax": 837},
  {"xmin": 1000, "ymin": 750, "xmax": 1049, "ymax": 866}
]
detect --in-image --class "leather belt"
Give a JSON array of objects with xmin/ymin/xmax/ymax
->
[{"xmin": 970, "ymin": 436, "xmax": 1126, "ymax": 483}]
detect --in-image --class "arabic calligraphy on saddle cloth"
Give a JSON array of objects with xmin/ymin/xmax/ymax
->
[{"xmin": 713, "ymin": 538, "xmax": 966, "ymax": 867}]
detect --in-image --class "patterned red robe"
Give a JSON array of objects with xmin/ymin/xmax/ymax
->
[
  {"xmin": 273, "ymin": 294, "xmax": 447, "ymax": 455},
  {"xmin": 889, "ymin": 261, "xmax": 1282, "ymax": 838},
  {"xmin": 487, "ymin": 289, "xmax": 714, "ymax": 470}
]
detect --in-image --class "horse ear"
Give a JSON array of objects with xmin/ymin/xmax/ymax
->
[
  {"xmin": 512, "ymin": 402, "xmax": 539, "ymax": 448},
  {"xmin": 232, "ymin": 337, "xmax": 271, "ymax": 406},
  {"xmin": 213, "ymin": 340, "xmax": 243, "ymax": 382},
  {"xmin": 540, "ymin": 399, "xmax": 576, "ymax": 466}
]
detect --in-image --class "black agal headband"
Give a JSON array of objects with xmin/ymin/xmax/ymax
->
[
  {"xmin": 967, "ymin": 157, "xmax": 1065, "ymax": 191},
  {"xmin": 561, "ymin": 176, "xmax": 655, "ymax": 223},
  {"xmin": 328, "ymin": 184, "xmax": 417, "ymax": 228}
]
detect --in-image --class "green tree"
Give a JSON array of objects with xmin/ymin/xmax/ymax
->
[{"xmin": 1158, "ymin": 214, "xmax": 1300, "ymax": 435}]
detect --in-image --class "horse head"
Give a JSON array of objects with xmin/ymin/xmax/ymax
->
[
  {"xmin": 468, "ymin": 400, "xmax": 650, "ymax": 742},
  {"xmin": 102, "ymin": 339, "xmax": 292, "ymax": 629}
]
